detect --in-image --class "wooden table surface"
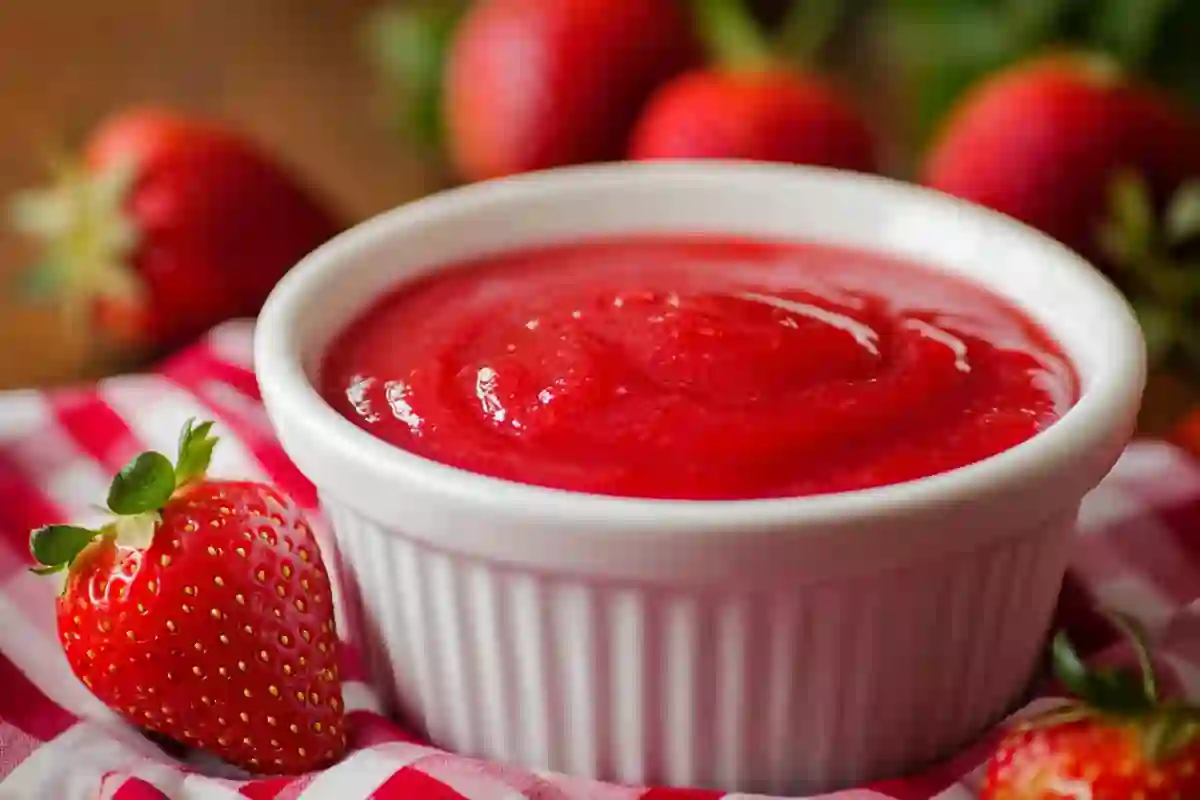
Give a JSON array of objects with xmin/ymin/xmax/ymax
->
[
  {"xmin": 0, "ymin": 0, "xmax": 1190, "ymax": 433},
  {"xmin": 0, "ymin": 0, "xmax": 444, "ymax": 388}
]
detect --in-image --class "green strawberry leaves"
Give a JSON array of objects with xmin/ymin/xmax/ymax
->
[
  {"xmin": 11, "ymin": 258, "xmax": 68, "ymax": 303},
  {"xmin": 1047, "ymin": 610, "xmax": 1200, "ymax": 763},
  {"xmin": 693, "ymin": 0, "xmax": 846, "ymax": 72},
  {"xmin": 175, "ymin": 418, "xmax": 217, "ymax": 488},
  {"xmin": 775, "ymin": 0, "xmax": 846, "ymax": 65},
  {"xmin": 107, "ymin": 452, "xmax": 175, "ymax": 515},
  {"xmin": 1142, "ymin": 705, "xmax": 1200, "ymax": 763},
  {"xmin": 29, "ymin": 524, "xmax": 100, "ymax": 573},
  {"xmin": 107, "ymin": 417, "xmax": 219, "ymax": 514},
  {"xmin": 30, "ymin": 418, "xmax": 220, "ymax": 578},
  {"xmin": 693, "ymin": 0, "xmax": 776, "ymax": 70},
  {"xmin": 1052, "ymin": 629, "xmax": 1156, "ymax": 716},
  {"xmin": 363, "ymin": 1, "xmax": 467, "ymax": 153},
  {"xmin": 1165, "ymin": 181, "xmax": 1200, "ymax": 248},
  {"xmin": 1100, "ymin": 172, "xmax": 1200, "ymax": 372}
]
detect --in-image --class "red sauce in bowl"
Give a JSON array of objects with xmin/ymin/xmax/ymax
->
[{"xmin": 320, "ymin": 236, "xmax": 1076, "ymax": 499}]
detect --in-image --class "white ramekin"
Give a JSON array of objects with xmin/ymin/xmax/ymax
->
[{"xmin": 254, "ymin": 162, "xmax": 1145, "ymax": 794}]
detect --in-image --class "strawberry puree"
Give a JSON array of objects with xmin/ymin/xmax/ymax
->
[{"xmin": 320, "ymin": 236, "xmax": 1076, "ymax": 499}]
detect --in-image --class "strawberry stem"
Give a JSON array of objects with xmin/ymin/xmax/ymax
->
[{"xmin": 691, "ymin": 0, "xmax": 776, "ymax": 71}]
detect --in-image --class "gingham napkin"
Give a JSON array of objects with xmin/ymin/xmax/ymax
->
[{"xmin": 2, "ymin": 320, "xmax": 1199, "ymax": 800}]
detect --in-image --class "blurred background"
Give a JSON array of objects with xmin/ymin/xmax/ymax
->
[{"xmin": 0, "ymin": 0, "xmax": 1196, "ymax": 426}]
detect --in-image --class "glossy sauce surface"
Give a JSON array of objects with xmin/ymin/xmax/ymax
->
[{"xmin": 320, "ymin": 236, "xmax": 1077, "ymax": 499}]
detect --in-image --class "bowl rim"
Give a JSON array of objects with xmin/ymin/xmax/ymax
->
[{"xmin": 254, "ymin": 160, "xmax": 1146, "ymax": 535}]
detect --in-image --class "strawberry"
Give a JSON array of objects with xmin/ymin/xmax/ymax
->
[
  {"xmin": 923, "ymin": 55, "xmax": 1200, "ymax": 373},
  {"xmin": 443, "ymin": 0, "xmax": 701, "ymax": 182},
  {"xmin": 630, "ymin": 68, "xmax": 877, "ymax": 171},
  {"xmin": 982, "ymin": 615, "xmax": 1200, "ymax": 799},
  {"xmin": 921, "ymin": 54, "xmax": 1199, "ymax": 265},
  {"xmin": 9, "ymin": 108, "xmax": 341, "ymax": 360},
  {"xmin": 628, "ymin": 0, "xmax": 877, "ymax": 172},
  {"xmin": 29, "ymin": 420, "xmax": 345, "ymax": 775}
]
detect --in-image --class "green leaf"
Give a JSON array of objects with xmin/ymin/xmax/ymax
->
[
  {"xmin": 875, "ymin": 2, "xmax": 1024, "ymax": 146},
  {"xmin": 363, "ymin": 2, "xmax": 466, "ymax": 151},
  {"xmin": 691, "ymin": 0, "xmax": 775, "ymax": 70},
  {"xmin": 1133, "ymin": 301, "xmax": 1180, "ymax": 365},
  {"xmin": 1087, "ymin": 666, "xmax": 1157, "ymax": 714},
  {"xmin": 1141, "ymin": 706, "xmax": 1200, "ymax": 762},
  {"xmin": 175, "ymin": 418, "xmax": 218, "ymax": 487},
  {"xmin": 107, "ymin": 451, "xmax": 175, "ymax": 515},
  {"xmin": 1108, "ymin": 170, "xmax": 1157, "ymax": 254},
  {"xmin": 1106, "ymin": 611, "xmax": 1159, "ymax": 703},
  {"xmin": 1052, "ymin": 614, "xmax": 1166, "ymax": 716},
  {"xmin": 1089, "ymin": 0, "xmax": 1180, "ymax": 70},
  {"xmin": 29, "ymin": 524, "xmax": 98, "ymax": 569},
  {"xmin": 1051, "ymin": 631, "xmax": 1092, "ymax": 698},
  {"xmin": 1165, "ymin": 181, "xmax": 1200, "ymax": 248},
  {"xmin": 29, "ymin": 564, "xmax": 66, "ymax": 576},
  {"xmin": 775, "ymin": 0, "xmax": 846, "ymax": 65},
  {"xmin": 12, "ymin": 260, "xmax": 66, "ymax": 303}
]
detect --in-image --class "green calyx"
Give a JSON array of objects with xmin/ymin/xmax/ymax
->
[
  {"xmin": 28, "ymin": 418, "xmax": 219, "ymax": 576},
  {"xmin": 693, "ymin": 0, "xmax": 776, "ymax": 71},
  {"xmin": 7, "ymin": 153, "xmax": 144, "ymax": 310},
  {"xmin": 1099, "ymin": 170, "xmax": 1200, "ymax": 371},
  {"xmin": 691, "ymin": 0, "xmax": 844, "ymax": 72},
  {"xmin": 1042, "ymin": 611, "xmax": 1200, "ymax": 763},
  {"xmin": 362, "ymin": 1, "xmax": 467, "ymax": 154}
]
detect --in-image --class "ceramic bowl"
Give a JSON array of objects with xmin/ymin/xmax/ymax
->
[{"xmin": 255, "ymin": 162, "xmax": 1145, "ymax": 794}]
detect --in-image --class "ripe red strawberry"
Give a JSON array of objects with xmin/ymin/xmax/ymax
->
[
  {"xmin": 30, "ymin": 420, "xmax": 345, "ymax": 775},
  {"xmin": 627, "ymin": 0, "xmax": 877, "ymax": 172},
  {"xmin": 443, "ymin": 0, "xmax": 701, "ymax": 182},
  {"xmin": 924, "ymin": 55, "xmax": 1200, "ymax": 373},
  {"xmin": 9, "ymin": 108, "xmax": 341, "ymax": 358},
  {"xmin": 922, "ymin": 54, "xmax": 1200, "ymax": 265},
  {"xmin": 982, "ymin": 616, "xmax": 1200, "ymax": 799},
  {"xmin": 629, "ymin": 68, "xmax": 877, "ymax": 171}
]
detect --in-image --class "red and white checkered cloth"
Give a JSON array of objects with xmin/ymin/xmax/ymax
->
[{"xmin": 2, "ymin": 320, "xmax": 1199, "ymax": 799}]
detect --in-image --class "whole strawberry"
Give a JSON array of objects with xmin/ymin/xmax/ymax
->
[
  {"xmin": 9, "ymin": 108, "xmax": 341, "ymax": 358},
  {"xmin": 922, "ymin": 54, "xmax": 1199, "ymax": 265},
  {"xmin": 444, "ymin": 0, "xmax": 701, "ymax": 182},
  {"xmin": 983, "ymin": 617, "xmax": 1200, "ymax": 799},
  {"xmin": 629, "ymin": 0, "xmax": 877, "ymax": 172},
  {"xmin": 630, "ymin": 69, "xmax": 877, "ymax": 171},
  {"xmin": 30, "ymin": 420, "xmax": 345, "ymax": 775}
]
